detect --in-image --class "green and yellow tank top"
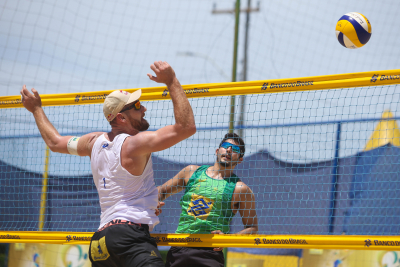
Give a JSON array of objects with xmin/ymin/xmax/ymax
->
[{"xmin": 176, "ymin": 165, "xmax": 239, "ymax": 234}]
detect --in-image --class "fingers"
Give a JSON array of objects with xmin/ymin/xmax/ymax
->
[
  {"xmin": 32, "ymin": 88, "xmax": 39, "ymax": 97},
  {"xmin": 150, "ymin": 63, "xmax": 158, "ymax": 74},
  {"xmin": 147, "ymin": 73, "xmax": 156, "ymax": 82},
  {"xmin": 148, "ymin": 61, "xmax": 174, "ymax": 85},
  {"xmin": 153, "ymin": 61, "xmax": 162, "ymax": 69},
  {"xmin": 155, "ymin": 201, "xmax": 165, "ymax": 216},
  {"xmin": 20, "ymin": 85, "xmax": 28, "ymax": 97},
  {"xmin": 213, "ymin": 247, "xmax": 223, "ymax": 251}
]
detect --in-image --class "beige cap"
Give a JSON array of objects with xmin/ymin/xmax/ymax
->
[{"xmin": 103, "ymin": 89, "xmax": 142, "ymax": 122}]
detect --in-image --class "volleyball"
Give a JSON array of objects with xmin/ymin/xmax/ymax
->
[{"xmin": 335, "ymin": 12, "xmax": 371, "ymax": 49}]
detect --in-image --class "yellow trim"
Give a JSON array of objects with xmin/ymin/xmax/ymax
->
[
  {"xmin": 0, "ymin": 231, "xmax": 399, "ymax": 250},
  {"xmin": 38, "ymin": 146, "xmax": 50, "ymax": 231},
  {"xmin": 358, "ymin": 12, "xmax": 372, "ymax": 33},
  {"xmin": 364, "ymin": 110, "xmax": 400, "ymax": 151},
  {"xmin": 1, "ymin": 69, "xmax": 399, "ymax": 109}
]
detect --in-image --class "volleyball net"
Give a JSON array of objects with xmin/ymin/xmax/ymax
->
[{"xmin": 1, "ymin": 69, "xmax": 400, "ymax": 250}]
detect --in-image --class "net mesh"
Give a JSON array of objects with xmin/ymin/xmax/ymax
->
[{"xmin": 1, "ymin": 84, "xmax": 400, "ymax": 235}]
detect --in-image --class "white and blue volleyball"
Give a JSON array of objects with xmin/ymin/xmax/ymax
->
[{"xmin": 336, "ymin": 12, "xmax": 371, "ymax": 49}]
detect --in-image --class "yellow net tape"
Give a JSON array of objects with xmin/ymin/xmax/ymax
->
[
  {"xmin": 0, "ymin": 232, "xmax": 399, "ymax": 250},
  {"xmin": 1, "ymin": 69, "xmax": 399, "ymax": 109}
]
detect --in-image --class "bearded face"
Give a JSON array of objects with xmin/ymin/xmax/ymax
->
[{"xmin": 215, "ymin": 140, "xmax": 242, "ymax": 169}]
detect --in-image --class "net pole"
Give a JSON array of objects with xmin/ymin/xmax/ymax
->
[
  {"xmin": 328, "ymin": 122, "xmax": 341, "ymax": 233},
  {"xmin": 38, "ymin": 145, "xmax": 50, "ymax": 231},
  {"xmin": 228, "ymin": 0, "xmax": 241, "ymax": 134}
]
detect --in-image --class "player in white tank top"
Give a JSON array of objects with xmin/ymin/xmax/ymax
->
[
  {"xmin": 91, "ymin": 133, "xmax": 159, "ymax": 231},
  {"xmin": 20, "ymin": 61, "xmax": 196, "ymax": 267}
]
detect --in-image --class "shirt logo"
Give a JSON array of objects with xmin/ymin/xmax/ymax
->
[{"xmin": 187, "ymin": 194, "xmax": 214, "ymax": 220}]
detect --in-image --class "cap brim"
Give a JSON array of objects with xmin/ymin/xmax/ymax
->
[{"xmin": 126, "ymin": 89, "xmax": 141, "ymax": 104}]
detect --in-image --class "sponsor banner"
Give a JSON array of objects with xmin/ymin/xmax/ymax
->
[
  {"xmin": 1, "ymin": 69, "xmax": 399, "ymax": 109},
  {"xmin": 8, "ymin": 243, "xmax": 91, "ymax": 267},
  {"xmin": 302, "ymin": 249, "xmax": 400, "ymax": 267},
  {"xmin": 1, "ymin": 231, "xmax": 400, "ymax": 249}
]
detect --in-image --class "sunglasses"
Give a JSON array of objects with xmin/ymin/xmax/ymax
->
[
  {"xmin": 121, "ymin": 101, "xmax": 141, "ymax": 112},
  {"xmin": 220, "ymin": 142, "xmax": 241, "ymax": 154}
]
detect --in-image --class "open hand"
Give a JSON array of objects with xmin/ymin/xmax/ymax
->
[
  {"xmin": 147, "ymin": 61, "xmax": 176, "ymax": 86},
  {"xmin": 20, "ymin": 85, "xmax": 42, "ymax": 113}
]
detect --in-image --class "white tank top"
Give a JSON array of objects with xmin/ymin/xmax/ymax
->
[{"xmin": 91, "ymin": 133, "xmax": 159, "ymax": 231}]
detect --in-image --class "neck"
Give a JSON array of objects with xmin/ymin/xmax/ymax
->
[
  {"xmin": 107, "ymin": 125, "xmax": 139, "ymax": 141},
  {"xmin": 206, "ymin": 162, "xmax": 235, "ymax": 179}
]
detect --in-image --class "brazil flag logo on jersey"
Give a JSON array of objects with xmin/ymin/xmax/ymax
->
[{"xmin": 187, "ymin": 194, "xmax": 214, "ymax": 220}]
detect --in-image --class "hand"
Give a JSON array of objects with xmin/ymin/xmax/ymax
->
[
  {"xmin": 20, "ymin": 85, "xmax": 42, "ymax": 113},
  {"xmin": 211, "ymin": 230, "xmax": 224, "ymax": 251},
  {"xmin": 147, "ymin": 61, "xmax": 176, "ymax": 86},
  {"xmin": 155, "ymin": 201, "xmax": 165, "ymax": 216}
]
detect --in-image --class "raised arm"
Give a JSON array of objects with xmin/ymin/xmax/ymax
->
[
  {"xmin": 20, "ymin": 85, "xmax": 99, "ymax": 157},
  {"xmin": 234, "ymin": 182, "xmax": 258, "ymax": 234},
  {"xmin": 158, "ymin": 165, "xmax": 199, "ymax": 201},
  {"xmin": 126, "ymin": 61, "xmax": 196, "ymax": 155}
]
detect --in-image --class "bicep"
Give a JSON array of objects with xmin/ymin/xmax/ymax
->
[
  {"xmin": 131, "ymin": 125, "xmax": 192, "ymax": 155},
  {"xmin": 238, "ymin": 187, "xmax": 258, "ymax": 228},
  {"xmin": 53, "ymin": 133, "xmax": 97, "ymax": 156}
]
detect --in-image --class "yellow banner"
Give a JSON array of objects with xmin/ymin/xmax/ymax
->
[
  {"xmin": 1, "ymin": 69, "xmax": 399, "ymax": 109},
  {"xmin": 1, "ymin": 231, "xmax": 400, "ymax": 250}
]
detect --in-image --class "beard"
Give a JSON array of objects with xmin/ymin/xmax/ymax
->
[
  {"xmin": 216, "ymin": 154, "xmax": 234, "ymax": 168},
  {"xmin": 139, "ymin": 118, "xmax": 150, "ymax": 131},
  {"xmin": 132, "ymin": 117, "xmax": 150, "ymax": 131}
]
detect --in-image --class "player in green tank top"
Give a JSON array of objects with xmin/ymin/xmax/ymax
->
[{"xmin": 159, "ymin": 133, "xmax": 258, "ymax": 267}]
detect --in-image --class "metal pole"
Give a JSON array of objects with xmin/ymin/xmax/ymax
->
[
  {"xmin": 329, "ymin": 122, "xmax": 341, "ymax": 233},
  {"xmin": 237, "ymin": 0, "xmax": 251, "ymax": 138},
  {"xmin": 38, "ymin": 145, "xmax": 50, "ymax": 231},
  {"xmin": 229, "ymin": 0, "xmax": 241, "ymax": 134}
]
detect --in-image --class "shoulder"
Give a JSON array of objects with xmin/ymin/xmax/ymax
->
[
  {"xmin": 121, "ymin": 131, "xmax": 156, "ymax": 153},
  {"xmin": 232, "ymin": 181, "xmax": 255, "ymax": 203},
  {"xmin": 181, "ymin": 165, "xmax": 201, "ymax": 177},
  {"xmin": 185, "ymin": 164, "xmax": 201, "ymax": 171},
  {"xmin": 234, "ymin": 180, "xmax": 253, "ymax": 194},
  {"xmin": 83, "ymin": 132, "xmax": 104, "ymax": 145}
]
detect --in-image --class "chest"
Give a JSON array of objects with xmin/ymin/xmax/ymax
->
[{"xmin": 186, "ymin": 175, "xmax": 236, "ymax": 204}]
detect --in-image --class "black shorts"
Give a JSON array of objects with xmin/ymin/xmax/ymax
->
[
  {"xmin": 89, "ymin": 221, "xmax": 164, "ymax": 267},
  {"xmin": 165, "ymin": 246, "xmax": 224, "ymax": 267}
]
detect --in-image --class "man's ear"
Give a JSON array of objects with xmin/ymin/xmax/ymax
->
[
  {"xmin": 237, "ymin": 157, "xmax": 244, "ymax": 164},
  {"xmin": 116, "ymin": 113, "xmax": 125, "ymax": 123}
]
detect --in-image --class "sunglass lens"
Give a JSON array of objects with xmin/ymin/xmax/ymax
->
[{"xmin": 135, "ymin": 101, "xmax": 141, "ymax": 110}]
